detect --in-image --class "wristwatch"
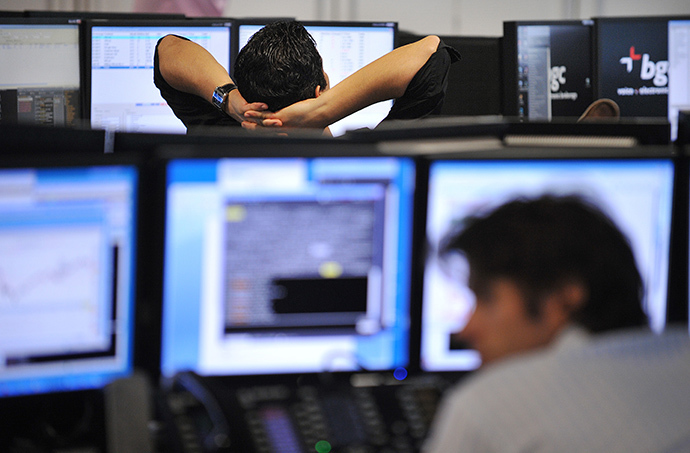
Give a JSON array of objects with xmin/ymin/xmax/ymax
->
[{"xmin": 211, "ymin": 83, "xmax": 237, "ymax": 113}]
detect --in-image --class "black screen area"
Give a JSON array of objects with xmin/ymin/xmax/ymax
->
[
  {"xmin": 507, "ymin": 22, "xmax": 593, "ymax": 119},
  {"xmin": 595, "ymin": 18, "xmax": 670, "ymax": 117},
  {"xmin": 548, "ymin": 25, "xmax": 593, "ymax": 117}
]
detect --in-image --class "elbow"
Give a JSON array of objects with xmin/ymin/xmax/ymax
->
[
  {"xmin": 393, "ymin": 35, "xmax": 440, "ymax": 96},
  {"xmin": 421, "ymin": 35, "xmax": 441, "ymax": 54},
  {"xmin": 157, "ymin": 35, "xmax": 186, "ymax": 80},
  {"xmin": 158, "ymin": 34, "xmax": 181, "ymax": 55}
]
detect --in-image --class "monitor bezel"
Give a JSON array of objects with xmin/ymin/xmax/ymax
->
[
  {"xmin": 409, "ymin": 145, "xmax": 680, "ymax": 375},
  {"xmin": 592, "ymin": 15, "xmax": 690, "ymax": 122},
  {"xmin": 0, "ymin": 16, "xmax": 85, "ymax": 128},
  {"xmin": 83, "ymin": 18, "xmax": 235, "ymax": 132},
  {"xmin": 152, "ymin": 140, "xmax": 417, "ymax": 382},
  {"xmin": 0, "ymin": 149, "xmax": 146, "ymax": 399}
]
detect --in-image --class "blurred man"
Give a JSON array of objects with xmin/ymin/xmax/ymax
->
[{"xmin": 424, "ymin": 194, "xmax": 690, "ymax": 452}]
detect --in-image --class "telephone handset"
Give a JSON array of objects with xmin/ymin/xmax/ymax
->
[{"xmin": 158, "ymin": 371, "xmax": 236, "ymax": 452}]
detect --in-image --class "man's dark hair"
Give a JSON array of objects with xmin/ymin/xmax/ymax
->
[
  {"xmin": 233, "ymin": 20, "xmax": 328, "ymax": 112},
  {"xmin": 439, "ymin": 194, "xmax": 648, "ymax": 333}
]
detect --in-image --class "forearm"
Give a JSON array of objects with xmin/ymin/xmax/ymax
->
[
  {"xmin": 242, "ymin": 35, "xmax": 441, "ymax": 130},
  {"xmin": 298, "ymin": 35, "xmax": 442, "ymax": 127},
  {"xmin": 157, "ymin": 35, "xmax": 267, "ymax": 123}
]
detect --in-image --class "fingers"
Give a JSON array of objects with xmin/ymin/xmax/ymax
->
[
  {"xmin": 240, "ymin": 119, "xmax": 284, "ymax": 129},
  {"xmin": 241, "ymin": 121, "xmax": 289, "ymax": 136},
  {"xmin": 243, "ymin": 110, "xmax": 271, "ymax": 119},
  {"xmin": 242, "ymin": 114, "xmax": 283, "ymax": 127},
  {"xmin": 261, "ymin": 119, "xmax": 283, "ymax": 127},
  {"xmin": 244, "ymin": 102, "xmax": 269, "ymax": 112}
]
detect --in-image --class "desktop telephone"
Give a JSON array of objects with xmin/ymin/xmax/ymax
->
[{"xmin": 157, "ymin": 370, "xmax": 458, "ymax": 453}]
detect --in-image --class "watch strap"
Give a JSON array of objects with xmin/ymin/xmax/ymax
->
[{"xmin": 211, "ymin": 83, "xmax": 237, "ymax": 113}]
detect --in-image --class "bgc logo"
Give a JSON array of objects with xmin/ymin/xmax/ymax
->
[
  {"xmin": 550, "ymin": 66, "xmax": 566, "ymax": 92},
  {"xmin": 549, "ymin": 66, "xmax": 578, "ymax": 101},
  {"xmin": 619, "ymin": 46, "xmax": 668, "ymax": 87}
]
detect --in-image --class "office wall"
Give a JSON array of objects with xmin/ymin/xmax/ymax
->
[{"xmin": 1, "ymin": 0, "xmax": 689, "ymax": 36}]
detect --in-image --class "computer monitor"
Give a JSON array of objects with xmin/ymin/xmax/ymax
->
[
  {"xmin": 420, "ymin": 156, "xmax": 675, "ymax": 372},
  {"xmin": 0, "ymin": 123, "xmax": 107, "ymax": 154},
  {"xmin": 236, "ymin": 20, "xmax": 397, "ymax": 137},
  {"xmin": 0, "ymin": 18, "xmax": 82, "ymax": 127},
  {"xmin": 24, "ymin": 10, "xmax": 187, "ymax": 20},
  {"xmin": 669, "ymin": 19, "xmax": 690, "ymax": 142},
  {"xmin": 0, "ymin": 153, "xmax": 140, "ymax": 397},
  {"xmin": 85, "ymin": 19, "xmax": 233, "ymax": 134},
  {"xmin": 439, "ymin": 36, "xmax": 502, "ymax": 116},
  {"xmin": 160, "ymin": 150, "xmax": 415, "ymax": 378},
  {"xmin": 503, "ymin": 21, "xmax": 593, "ymax": 120},
  {"xmin": 593, "ymin": 16, "xmax": 688, "ymax": 121},
  {"xmin": 398, "ymin": 31, "xmax": 503, "ymax": 117}
]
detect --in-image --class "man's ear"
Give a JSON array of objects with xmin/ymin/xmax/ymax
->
[
  {"xmin": 315, "ymin": 72, "xmax": 329, "ymax": 98},
  {"xmin": 543, "ymin": 281, "xmax": 587, "ymax": 328}
]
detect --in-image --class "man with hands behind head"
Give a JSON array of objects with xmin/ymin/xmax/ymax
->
[
  {"xmin": 423, "ymin": 194, "xmax": 690, "ymax": 453},
  {"xmin": 154, "ymin": 20, "xmax": 459, "ymax": 134}
]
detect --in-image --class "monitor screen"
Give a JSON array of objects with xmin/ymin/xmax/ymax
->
[
  {"xmin": 0, "ymin": 18, "xmax": 82, "ymax": 127},
  {"xmin": 669, "ymin": 19, "xmax": 690, "ymax": 142},
  {"xmin": 88, "ymin": 20, "xmax": 232, "ymax": 134},
  {"xmin": 421, "ymin": 158, "xmax": 674, "ymax": 372},
  {"xmin": 237, "ymin": 21, "xmax": 397, "ymax": 137},
  {"xmin": 594, "ymin": 17, "xmax": 675, "ymax": 119},
  {"xmin": 161, "ymin": 156, "xmax": 415, "ymax": 377},
  {"xmin": 0, "ymin": 163, "xmax": 139, "ymax": 397},
  {"xmin": 503, "ymin": 21, "xmax": 593, "ymax": 120}
]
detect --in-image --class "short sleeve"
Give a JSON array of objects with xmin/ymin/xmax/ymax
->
[
  {"xmin": 153, "ymin": 35, "xmax": 240, "ymax": 132},
  {"xmin": 379, "ymin": 40, "xmax": 461, "ymax": 123}
]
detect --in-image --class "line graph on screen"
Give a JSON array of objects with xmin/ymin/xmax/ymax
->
[{"xmin": 0, "ymin": 225, "xmax": 110, "ymax": 356}]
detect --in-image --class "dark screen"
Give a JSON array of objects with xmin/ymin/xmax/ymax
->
[
  {"xmin": 595, "ymin": 18, "xmax": 670, "ymax": 117},
  {"xmin": 504, "ymin": 21, "xmax": 593, "ymax": 119}
]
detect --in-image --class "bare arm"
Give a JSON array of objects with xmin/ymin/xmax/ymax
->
[
  {"xmin": 243, "ymin": 35, "xmax": 441, "ymax": 129},
  {"xmin": 157, "ymin": 35, "xmax": 267, "ymax": 123}
]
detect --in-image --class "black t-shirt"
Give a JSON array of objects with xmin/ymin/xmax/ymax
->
[
  {"xmin": 382, "ymin": 41, "xmax": 461, "ymax": 122},
  {"xmin": 153, "ymin": 36, "xmax": 239, "ymax": 131},
  {"xmin": 153, "ymin": 36, "xmax": 460, "ymax": 132}
]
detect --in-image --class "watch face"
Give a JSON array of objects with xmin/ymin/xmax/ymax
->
[
  {"xmin": 213, "ymin": 84, "xmax": 236, "ymax": 111},
  {"xmin": 212, "ymin": 86, "xmax": 227, "ymax": 110}
]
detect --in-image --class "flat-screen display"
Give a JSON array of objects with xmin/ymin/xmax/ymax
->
[
  {"xmin": 0, "ymin": 18, "xmax": 82, "ymax": 127},
  {"xmin": 161, "ymin": 156, "xmax": 415, "ymax": 377},
  {"xmin": 87, "ymin": 20, "xmax": 232, "ymax": 134},
  {"xmin": 594, "ymin": 17, "xmax": 674, "ymax": 119},
  {"xmin": 237, "ymin": 21, "xmax": 397, "ymax": 137},
  {"xmin": 0, "ymin": 164, "xmax": 139, "ymax": 397},
  {"xmin": 421, "ymin": 158, "xmax": 675, "ymax": 372},
  {"xmin": 669, "ymin": 19, "xmax": 690, "ymax": 142},
  {"xmin": 503, "ymin": 21, "xmax": 593, "ymax": 120}
]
